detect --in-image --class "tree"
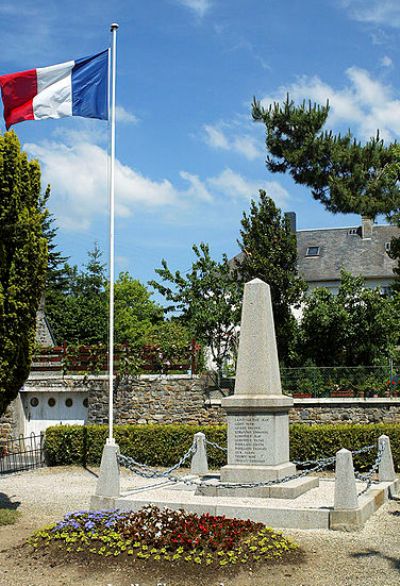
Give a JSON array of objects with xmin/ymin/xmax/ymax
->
[
  {"xmin": 114, "ymin": 272, "xmax": 163, "ymax": 348},
  {"xmin": 46, "ymin": 244, "xmax": 108, "ymax": 345},
  {"xmin": 0, "ymin": 131, "xmax": 47, "ymax": 415},
  {"xmin": 236, "ymin": 190, "xmax": 305, "ymax": 364},
  {"xmin": 150, "ymin": 243, "xmax": 243, "ymax": 382},
  {"xmin": 299, "ymin": 272, "xmax": 400, "ymax": 366},
  {"xmin": 252, "ymin": 96, "xmax": 400, "ymax": 218}
]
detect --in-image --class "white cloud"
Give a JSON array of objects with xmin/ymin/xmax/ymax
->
[
  {"xmin": 179, "ymin": 171, "xmax": 213, "ymax": 202},
  {"xmin": 203, "ymin": 124, "xmax": 230, "ymax": 149},
  {"xmin": 207, "ymin": 168, "xmax": 289, "ymax": 206},
  {"xmin": 203, "ymin": 123, "xmax": 263, "ymax": 160},
  {"xmin": 116, "ymin": 106, "xmax": 139, "ymax": 124},
  {"xmin": 24, "ymin": 139, "xmax": 185, "ymax": 231},
  {"xmin": 381, "ymin": 55, "xmax": 393, "ymax": 67},
  {"xmin": 341, "ymin": 1, "xmax": 400, "ymax": 28},
  {"xmin": 176, "ymin": 0, "xmax": 212, "ymax": 18},
  {"xmin": 260, "ymin": 67, "xmax": 400, "ymax": 141}
]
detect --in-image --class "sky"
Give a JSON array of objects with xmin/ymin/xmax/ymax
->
[{"xmin": 1, "ymin": 0, "xmax": 400, "ymax": 292}]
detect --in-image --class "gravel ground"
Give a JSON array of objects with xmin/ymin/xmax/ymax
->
[{"xmin": 0, "ymin": 466, "xmax": 399, "ymax": 586}]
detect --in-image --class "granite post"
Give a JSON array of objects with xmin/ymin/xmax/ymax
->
[
  {"xmin": 334, "ymin": 448, "xmax": 359, "ymax": 511},
  {"xmin": 220, "ymin": 278, "xmax": 295, "ymax": 483},
  {"xmin": 191, "ymin": 432, "xmax": 209, "ymax": 476},
  {"xmin": 378, "ymin": 435, "xmax": 396, "ymax": 482},
  {"xmin": 94, "ymin": 438, "xmax": 120, "ymax": 499}
]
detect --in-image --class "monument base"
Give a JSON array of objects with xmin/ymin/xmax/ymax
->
[
  {"xmin": 196, "ymin": 474, "xmax": 319, "ymax": 499},
  {"xmin": 220, "ymin": 462, "xmax": 296, "ymax": 483}
]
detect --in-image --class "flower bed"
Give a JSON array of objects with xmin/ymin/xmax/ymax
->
[{"xmin": 29, "ymin": 506, "xmax": 298, "ymax": 568}]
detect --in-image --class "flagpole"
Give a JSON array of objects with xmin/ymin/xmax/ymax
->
[{"xmin": 108, "ymin": 22, "xmax": 118, "ymax": 443}]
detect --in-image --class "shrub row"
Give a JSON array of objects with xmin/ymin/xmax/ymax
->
[{"xmin": 44, "ymin": 422, "xmax": 400, "ymax": 472}]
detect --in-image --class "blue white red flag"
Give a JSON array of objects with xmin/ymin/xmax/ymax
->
[{"xmin": 0, "ymin": 50, "xmax": 108, "ymax": 129}]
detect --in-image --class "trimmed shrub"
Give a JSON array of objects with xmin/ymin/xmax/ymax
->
[{"xmin": 44, "ymin": 422, "xmax": 400, "ymax": 471}]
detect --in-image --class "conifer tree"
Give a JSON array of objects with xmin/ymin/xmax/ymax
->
[
  {"xmin": 252, "ymin": 96, "xmax": 400, "ymax": 218},
  {"xmin": 0, "ymin": 131, "xmax": 47, "ymax": 415},
  {"xmin": 236, "ymin": 190, "xmax": 305, "ymax": 364}
]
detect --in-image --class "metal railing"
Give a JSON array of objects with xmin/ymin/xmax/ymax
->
[
  {"xmin": 280, "ymin": 365, "xmax": 399, "ymax": 398},
  {"xmin": 0, "ymin": 433, "xmax": 45, "ymax": 475}
]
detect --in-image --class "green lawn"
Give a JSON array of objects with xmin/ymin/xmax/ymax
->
[{"xmin": 0, "ymin": 508, "xmax": 20, "ymax": 526}]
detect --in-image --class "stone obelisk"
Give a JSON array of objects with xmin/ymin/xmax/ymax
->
[{"xmin": 220, "ymin": 278, "xmax": 295, "ymax": 483}]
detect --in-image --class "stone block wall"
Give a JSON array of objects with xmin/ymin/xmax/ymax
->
[
  {"xmin": 289, "ymin": 399, "xmax": 400, "ymax": 425},
  {"xmin": 2, "ymin": 374, "xmax": 400, "ymax": 439},
  {"xmin": 87, "ymin": 375, "xmax": 224, "ymax": 426}
]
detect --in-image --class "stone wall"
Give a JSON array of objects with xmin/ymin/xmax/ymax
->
[
  {"xmin": 87, "ymin": 375, "xmax": 224, "ymax": 426},
  {"xmin": 2, "ymin": 374, "xmax": 400, "ymax": 439},
  {"xmin": 289, "ymin": 398, "xmax": 400, "ymax": 425}
]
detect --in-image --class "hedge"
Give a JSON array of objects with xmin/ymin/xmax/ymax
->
[{"xmin": 44, "ymin": 422, "xmax": 400, "ymax": 472}]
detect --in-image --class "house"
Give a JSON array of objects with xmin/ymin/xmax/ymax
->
[
  {"xmin": 296, "ymin": 215, "xmax": 399, "ymax": 295},
  {"xmin": 232, "ymin": 214, "xmax": 400, "ymax": 296}
]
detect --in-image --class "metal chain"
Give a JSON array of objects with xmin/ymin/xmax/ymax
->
[
  {"xmin": 119, "ymin": 440, "xmax": 382, "ymax": 492},
  {"xmin": 204, "ymin": 438, "xmax": 228, "ymax": 452},
  {"xmin": 293, "ymin": 444, "xmax": 375, "ymax": 467},
  {"xmin": 118, "ymin": 440, "xmax": 197, "ymax": 479},
  {"xmin": 355, "ymin": 441, "xmax": 386, "ymax": 495}
]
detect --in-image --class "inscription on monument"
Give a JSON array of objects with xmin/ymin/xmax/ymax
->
[{"xmin": 230, "ymin": 415, "xmax": 272, "ymax": 465}]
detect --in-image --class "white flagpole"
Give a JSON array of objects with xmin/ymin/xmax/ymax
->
[{"xmin": 108, "ymin": 22, "xmax": 118, "ymax": 443}]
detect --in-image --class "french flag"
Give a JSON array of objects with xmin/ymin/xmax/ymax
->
[{"xmin": 0, "ymin": 50, "xmax": 109, "ymax": 129}]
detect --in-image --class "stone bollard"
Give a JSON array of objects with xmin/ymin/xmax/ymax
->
[
  {"xmin": 190, "ymin": 432, "xmax": 209, "ymax": 476},
  {"xmin": 334, "ymin": 448, "xmax": 359, "ymax": 511},
  {"xmin": 378, "ymin": 435, "xmax": 398, "ymax": 498},
  {"xmin": 378, "ymin": 435, "xmax": 396, "ymax": 482},
  {"xmin": 331, "ymin": 448, "xmax": 362, "ymax": 531},
  {"xmin": 93, "ymin": 438, "xmax": 120, "ymax": 502}
]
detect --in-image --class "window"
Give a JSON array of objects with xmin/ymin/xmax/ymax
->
[
  {"xmin": 83, "ymin": 398, "xmax": 89, "ymax": 408},
  {"xmin": 30, "ymin": 397, "xmax": 39, "ymax": 407},
  {"xmin": 385, "ymin": 242, "xmax": 391, "ymax": 253},
  {"xmin": 65, "ymin": 398, "xmax": 73, "ymax": 408},
  {"xmin": 305, "ymin": 246, "xmax": 320, "ymax": 257},
  {"xmin": 348, "ymin": 228, "xmax": 358, "ymax": 235},
  {"xmin": 48, "ymin": 397, "xmax": 56, "ymax": 407}
]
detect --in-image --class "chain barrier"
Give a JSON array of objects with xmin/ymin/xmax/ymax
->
[
  {"xmin": 355, "ymin": 441, "xmax": 386, "ymax": 496},
  {"xmin": 118, "ymin": 439, "xmax": 382, "ymax": 492},
  {"xmin": 119, "ymin": 440, "xmax": 197, "ymax": 480},
  {"xmin": 293, "ymin": 444, "xmax": 375, "ymax": 467},
  {"xmin": 204, "ymin": 439, "xmax": 228, "ymax": 452}
]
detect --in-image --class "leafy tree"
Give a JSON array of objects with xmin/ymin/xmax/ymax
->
[
  {"xmin": 150, "ymin": 243, "xmax": 242, "ymax": 382},
  {"xmin": 114, "ymin": 272, "xmax": 163, "ymax": 348},
  {"xmin": 252, "ymin": 96, "xmax": 400, "ymax": 218},
  {"xmin": 300, "ymin": 272, "xmax": 400, "ymax": 366},
  {"xmin": 0, "ymin": 131, "xmax": 47, "ymax": 415},
  {"xmin": 236, "ymin": 190, "xmax": 305, "ymax": 364}
]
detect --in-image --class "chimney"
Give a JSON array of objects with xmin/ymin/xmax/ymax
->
[
  {"xmin": 285, "ymin": 211, "xmax": 297, "ymax": 235},
  {"xmin": 361, "ymin": 216, "xmax": 373, "ymax": 239}
]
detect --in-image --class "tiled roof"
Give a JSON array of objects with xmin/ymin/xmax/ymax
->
[
  {"xmin": 297, "ymin": 224, "xmax": 399, "ymax": 282},
  {"xmin": 230, "ymin": 222, "xmax": 400, "ymax": 284}
]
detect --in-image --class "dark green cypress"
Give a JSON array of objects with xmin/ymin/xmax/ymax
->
[{"xmin": 0, "ymin": 131, "xmax": 47, "ymax": 415}]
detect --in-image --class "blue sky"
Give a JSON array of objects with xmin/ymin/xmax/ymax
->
[{"xmin": 2, "ymin": 0, "xmax": 400, "ymax": 290}]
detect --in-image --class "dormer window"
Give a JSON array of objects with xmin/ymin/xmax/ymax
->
[
  {"xmin": 305, "ymin": 246, "xmax": 320, "ymax": 257},
  {"xmin": 348, "ymin": 228, "xmax": 358, "ymax": 236}
]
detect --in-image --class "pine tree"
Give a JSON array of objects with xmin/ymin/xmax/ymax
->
[
  {"xmin": 252, "ymin": 96, "xmax": 400, "ymax": 218},
  {"xmin": 236, "ymin": 190, "xmax": 305, "ymax": 364},
  {"xmin": 0, "ymin": 131, "xmax": 48, "ymax": 415}
]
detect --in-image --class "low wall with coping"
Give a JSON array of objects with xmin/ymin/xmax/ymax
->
[{"xmin": 2, "ymin": 374, "xmax": 400, "ymax": 438}]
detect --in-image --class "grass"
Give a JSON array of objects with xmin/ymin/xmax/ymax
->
[{"xmin": 0, "ymin": 508, "xmax": 20, "ymax": 526}]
